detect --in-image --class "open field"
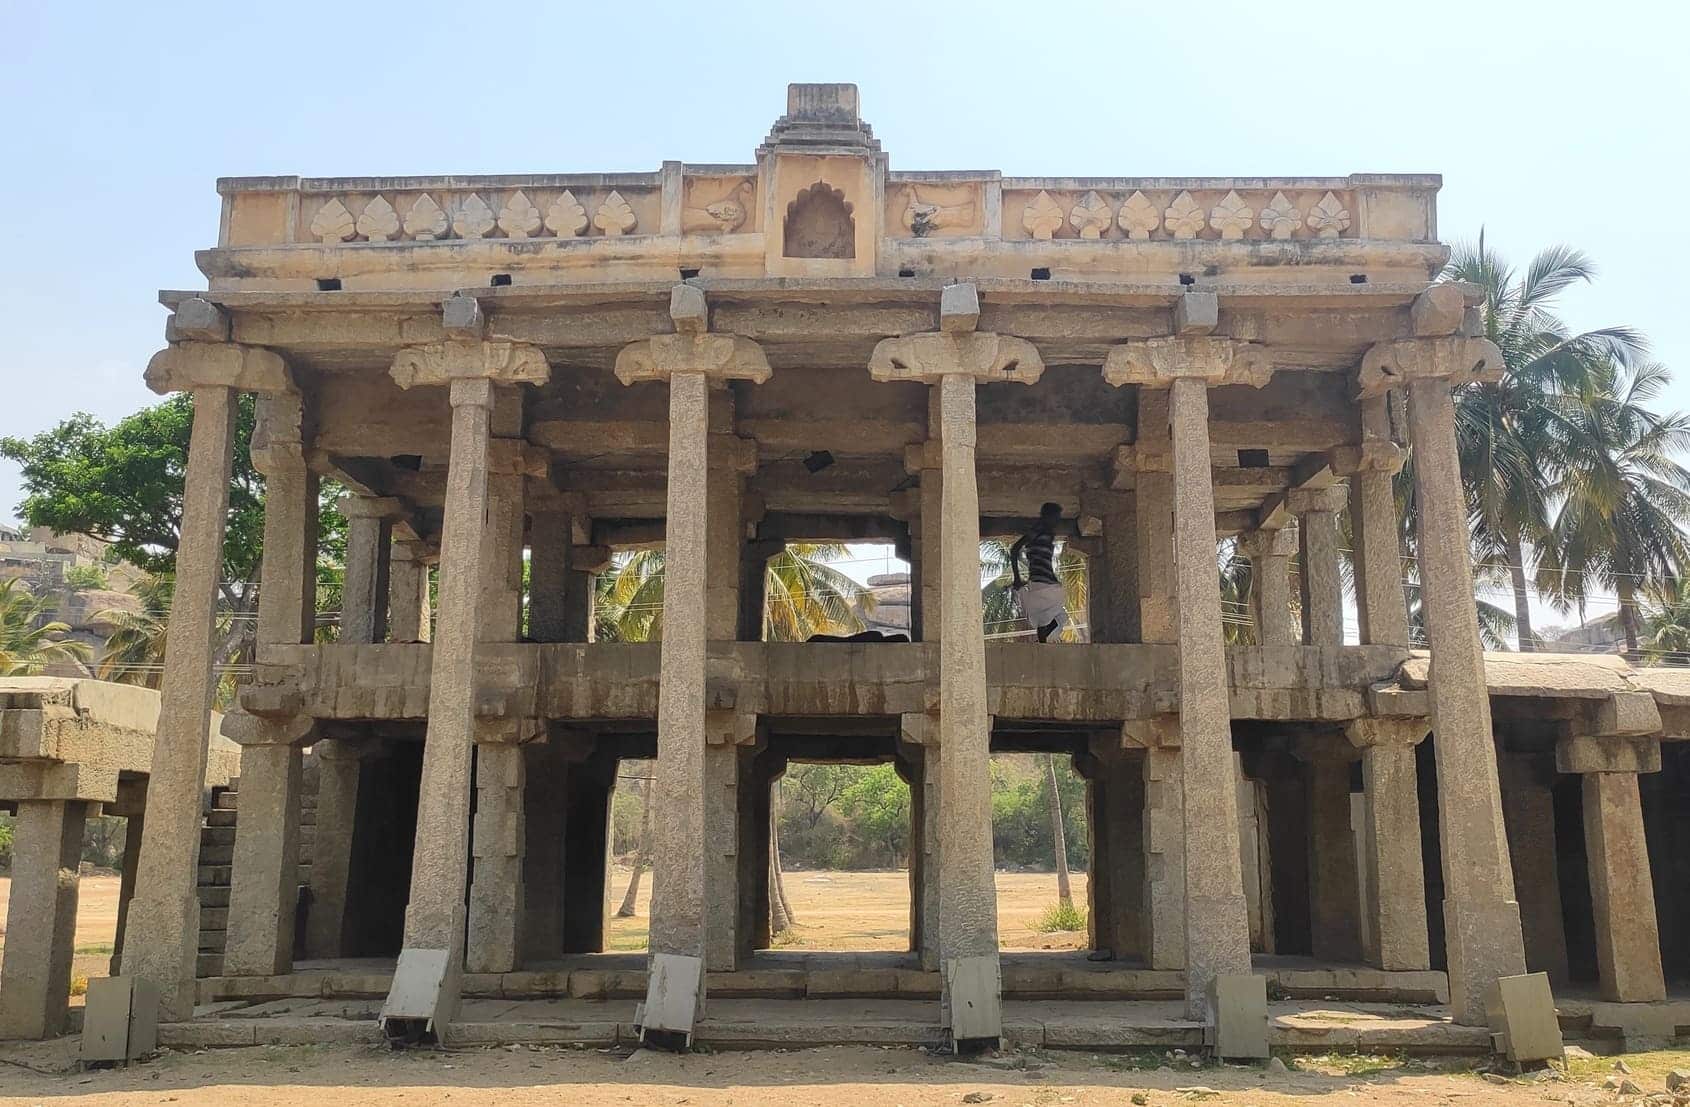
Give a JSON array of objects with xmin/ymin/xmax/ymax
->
[
  {"xmin": 2, "ymin": 1038, "xmax": 1688, "ymax": 1106},
  {"xmin": 0, "ymin": 868, "xmax": 1090, "ymax": 984}
]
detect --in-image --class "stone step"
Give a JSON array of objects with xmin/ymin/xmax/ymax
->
[
  {"xmin": 200, "ymin": 907, "xmax": 228, "ymax": 930},
  {"xmin": 198, "ymin": 929, "xmax": 224, "ymax": 953},
  {"xmin": 195, "ymin": 953, "xmax": 223, "ymax": 978},
  {"xmin": 201, "ymin": 826, "xmax": 236, "ymax": 846},
  {"xmin": 198, "ymin": 886, "xmax": 230, "ymax": 909},
  {"xmin": 198, "ymin": 864, "xmax": 231, "ymax": 887},
  {"xmin": 205, "ymin": 809, "xmax": 238, "ymax": 828},
  {"xmin": 200, "ymin": 843, "xmax": 234, "ymax": 866},
  {"xmin": 213, "ymin": 791, "xmax": 240, "ymax": 811}
]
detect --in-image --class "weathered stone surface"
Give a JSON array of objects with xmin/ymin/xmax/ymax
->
[
  {"xmin": 1581, "ymin": 771, "xmax": 1666, "ymax": 1002},
  {"xmin": 868, "ymin": 332, "xmax": 1042, "ymax": 384},
  {"xmin": 145, "ymin": 343, "xmax": 290, "ymax": 395},
  {"xmin": 0, "ymin": 800, "xmax": 87, "ymax": 1039}
]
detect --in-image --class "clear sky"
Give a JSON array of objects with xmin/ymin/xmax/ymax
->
[{"xmin": 4, "ymin": 0, "xmax": 1686, "ymax": 552}]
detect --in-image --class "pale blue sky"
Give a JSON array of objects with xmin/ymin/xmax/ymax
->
[{"xmin": 4, "ymin": 0, "xmax": 1686, "ymax": 541}]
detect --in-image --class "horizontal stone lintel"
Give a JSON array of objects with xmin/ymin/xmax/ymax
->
[{"xmin": 1555, "ymin": 734, "xmax": 1663, "ymax": 775}]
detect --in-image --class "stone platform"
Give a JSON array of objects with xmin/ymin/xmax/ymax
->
[
  {"xmin": 196, "ymin": 952, "xmax": 1451, "ymax": 1006},
  {"xmin": 168, "ymin": 997, "xmax": 1494, "ymax": 1053}
]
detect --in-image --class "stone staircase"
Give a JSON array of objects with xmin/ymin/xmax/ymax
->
[{"xmin": 194, "ymin": 759, "xmax": 318, "ymax": 978}]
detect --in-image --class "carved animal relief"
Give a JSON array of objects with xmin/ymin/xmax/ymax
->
[
  {"xmin": 902, "ymin": 188, "xmax": 975, "ymax": 237},
  {"xmin": 683, "ymin": 179, "xmax": 753, "ymax": 234}
]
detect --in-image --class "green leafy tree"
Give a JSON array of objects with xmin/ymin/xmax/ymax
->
[
  {"xmin": 63, "ymin": 564, "xmax": 109, "ymax": 591},
  {"xmin": 1641, "ymin": 579, "xmax": 1690, "ymax": 664},
  {"xmin": 0, "ymin": 579, "xmax": 92, "ymax": 675},
  {"xmin": 1541, "ymin": 360, "xmax": 1690, "ymax": 656},
  {"xmin": 93, "ymin": 573, "xmax": 172, "ymax": 688},
  {"xmin": 1439, "ymin": 235, "xmax": 1648, "ymax": 650},
  {"xmin": 837, "ymin": 763, "xmax": 911, "ymax": 868}
]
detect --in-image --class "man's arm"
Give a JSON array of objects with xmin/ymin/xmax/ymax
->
[{"xmin": 1009, "ymin": 533, "xmax": 1029, "ymax": 588}]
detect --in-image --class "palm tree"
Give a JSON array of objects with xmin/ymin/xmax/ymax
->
[
  {"xmin": 1043, "ymin": 754, "xmax": 1073, "ymax": 909},
  {"xmin": 593, "ymin": 550, "xmax": 666, "ymax": 642},
  {"xmin": 0, "ymin": 578, "xmax": 92, "ymax": 675},
  {"xmin": 95, "ymin": 572, "xmax": 172, "ymax": 686},
  {"xmin": 1541, "ymin": 360, "xmax": 1690, "ymax": 657},
  {"xmin": 1219, "ymin": 539, "xmax": 1255, "ymax": 646},
  {"xmin": 1441, "ymin": 235, "xmax": 1649, "ymax": 650},
  {"xmin": 615, "ymin": 774, "xmax": 652, "ymax": 917},
  {"xmin": 980, "ymin": 538, "xmax": 1089, "ymax": 641},
  {"xmin": 1640, "ymin": 579, "xmax": 1690, "ymax": 664}
]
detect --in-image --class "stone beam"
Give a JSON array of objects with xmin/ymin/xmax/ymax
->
[{"xmin": 144, "ymin": 341, "xmax": 291, "ymax": 395}]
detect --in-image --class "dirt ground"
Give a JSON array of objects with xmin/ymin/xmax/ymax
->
[{"xmin": 1, "ymin": 1038, "xmax": 1687, "ymax": 1106}]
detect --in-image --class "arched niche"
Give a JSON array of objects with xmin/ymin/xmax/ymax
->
[{"xmin": 782, "ymin": 181, "xmax": 855, "ymax": 259}]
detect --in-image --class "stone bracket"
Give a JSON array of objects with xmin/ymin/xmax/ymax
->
[
  {"xmin": 1555, "ymin": 734, "xmax": 1662, "ymax": 775},
  {"xmin": 1357, "ymin": 335, "xmax": 1504, "ymax": 398},
  {"xmin": 144, "ymin": 341, "xmax": 291, "ymax": 396},
  {"xmin": 390, "ymin": 339, "xmax": 549, "ymax": 389},
  {"xmin": 868, "ymin": 331, "xmax": 1043, "ymax": 384},
  {"xmin": 1345, "ymin": 716, "xmax": 1429, "ymax": 749},
  {"xmin": 1122, "ymin": 714, "xmax": 1180, "ymax": 749},
  {"xmin": 1102, "ymin": 335, "xmax": 1273, "ymax": 390}
]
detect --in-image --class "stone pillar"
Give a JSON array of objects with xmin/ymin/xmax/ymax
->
[
  {"xmin": 1369, "ymin": 330, "xmax": 1525, "ymax": 1024},
  {"xmin": 1140, "ymin": 742, "xmax": 1186, "ymax": 969},
  {"xmin": 1336, "ymin": 399, "xmax": 1409, "ymax": 649},
  {"xmin": 388, "ymin": 540, "xmax": 432, "ymax": 643},
  {"xmin": 251, "ymin": 391, "xmax": 317, "ymax": 648},
  {"xmin": 1104, "ymin": 323, "xmax": 1270, "ymax": 1018},
  {"xmin": 1289, "ymin": 485, "xmax": 1346, "ymax": 647},
  {"xmin": 111, "ymin": 807, "xmax": 144, "ymax": 976},
  {"xmin": 902, "ymin": 715, "xmax": 943, "ymax": 972},
  {"xmin": 1581, "ymin": 772, "xmax": 1664, "ymax": 1002},
  {"xmin": 0, "ymin": 800, "xmax": 88, "ymax": 1039},
  {"xmin": 223, "ymin": 720, "xmax": 308, "ymax": 975},
  {"xmin": 868, "ymin": 288, "xmax": 1043, "ymax": 1044},
  {"xmin": 913, "ymin": 442, "xmax": 943, "ymax": 643},
  {"xmin": 339, "ymin": 496, "xmax": 399, "ymax": 644},
  {"xmin": 467, "ymin": 737, "xmax": 528, "ymax": 973},
  {"xmin": 381, "ymin": 329, "xmax": 549, "ymax": 1032},
  {"xmin": 123, "ymin": 356, "xmax": 256, "ymax": 1019},
  {"xmin": 1169, "ymin": 375, "xmax": 1254, "ymax": 1015},
  {"xmin": 1305, "ymin": 758, "xmax": 1363, "ymax": 964},
  {"xmin": 934, "ymin": 372, "xmax": 1001, "ymax": 1037},
  {"xmin": 480, "ymin": 440, "xmax": 529, "ymax": 642},
  {"xmin": 1239, "ymin": 526, "xmax": 1298, "ymax": 646},
  {"xmin": 1086, "ymin": 745, "xmax": 1145, "ymax": 958},
  {"xmin": 614, "ymin": 285, "xmax": 772, "ymax": 1043},
  {"xmin": 305, "ymin": 739, "xmax": 370, "ymax": 959},
  {"xmin": 704, "ymin": 715, "xmax": 754, "ymax": 970},
  {"xmin": 1497, "ymin": 754, "xmax": 1570, "ymax": 986},
  {"xmin": 1134, "ymin": 391, "xmax": 1175, "ymax": 645},
  {"xmin": 1348, "ymin": 718, "xmax": 1431, "ymax": 971},
  {"xmin": 528, "ymin": 509, "xmax": 574, "ymax": 643},
  {"xmin": 1086, "ymin": 496, "xmax": 1138, "ymax": 643},
  {"xmin": 706, "ymin": 412, "xmax": 747, "ymax": 643}
]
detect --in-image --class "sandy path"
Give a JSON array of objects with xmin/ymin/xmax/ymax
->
[{"xmin": 3, "ymin": 1039, "xmax": 1684, "ymax": 1106}]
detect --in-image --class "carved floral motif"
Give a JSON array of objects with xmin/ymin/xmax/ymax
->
[
  {"xmin": 310, "ymin": 198, "xmax": 355, "ymax": 244},
  {"xmin": 1307, "ymin": 191, "xmax": 1351, "ymax": 237},
  {"xmin": 1023, "ymin": 190, "xmax": 1064, "ymax": 240},
  {"xmin": 1118, "ymin": 191, "xmax": 1160, "ymax": 239},
  {"xmin": 1209, "ymin": 190, "xmax": 1253, "ymax": 240},
  {"xmin": 497, "ymin": 190, "xmax": 541, "ymax": 238},
  {"xmin": 594, "ymin": 191, "xmax": 638, "ymax": 236},
  {"xmin": 1068, "ymin": 191, "xmax": 1112, "ymax": 239},
  {"xmin": 404, "ymin": 193, "xmax": 449, "ymax": 240},
  {"xmin": 545, "ymin": 190, "xmax": 588, "ymax": 237},
  {"xmin": 1164, "ymin": 191, "xmax": 1205, "ymax": 239},
  {"xmin": 1259, "ymin": 191, "xmax": 1300, "ymax": 240},
  {"xmin": 356, "ymin": 196, "xmax": 400, "ymax": 241},
  {"xmin": 453, "ymin": 193, "xmax": 495, "ymax": 239}
]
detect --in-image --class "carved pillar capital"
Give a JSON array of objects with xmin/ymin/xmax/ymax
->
[
  {"xmin": 615, "ymin": 286, "xmax": 772, "ymax": 386},
  {"xmin": 145, "ymin": 341, "xmax": 292, "ymax": 396},
  {"xmin": 1358, "ymin": 335, "xmax": 1503, "ymax": 398},
  {"xmin": 1345, "ymin": 717, "xmax": 1430, "ymax": 749},
  {"xmin": 1286, "ymin": 484, "xmax": 1350, "ymax": 517},
  {"xmin": 389, "ymin": 339, "xmax": 549, "ymax": 390},
  {"xmin": 1102, "ymin": 335, "xmax": 1273, "ymax": 390}
]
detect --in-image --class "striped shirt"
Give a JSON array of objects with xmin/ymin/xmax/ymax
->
[{"xmin": 1022, "ymin": 530, "xmax": 1059, "ymax": 585}]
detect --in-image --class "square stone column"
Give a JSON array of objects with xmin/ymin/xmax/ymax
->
[
  {"xmin": 1348, "ymin": 719, "xmax": 1431, "ymax": 971},
  {"xmin": 480, "ymin": 441, "xmax": 530, "ymax": 643},
  {"xmin": 869, "ymin": 290, "xmax": 1043, "ymax": 1046},
  {"xmin": 1239, "ymin": 526, "xmax": 1298, "ymax": 646},
  {"xmin": 1335, "ymin": 398, "xmax": 1409, "ymax": 648},
  {"xmin": 0, "ymin": 799, "xmax": 89, "ymax": 1039},
  {"xmin": 338, "ymin": 496, "xmax": 398, "ymax": 644},
  {"xmin": 1557, "ymin": 736, "xmax": 1669, "ymax": 1003},
  {"xmin": 251, "ymin": 391, "xmax": 317, "ymax": 649},
  {"xmin": 467, "ymin": 734, "xmax": 530, "ymax": 973},
  {"xmin": 110, "ymin": 799, "xmax": 145, "ymax": 977},
  {"xmin": 1104, "ymin": 323, "xmax": 1271, "ymax": 1018},
  {"xmin": 1368, "ymin": 331, "xmax": 1526, "ymax": 1024},
  {"xmin": 1289, "ymin": 485, "xmax": 1347, "ymax": 647},
  {"xmin": 222, "ymin": 716, "xmax": 309, "ymax": 976},
  {"xmin": 900, "ymin": 714, "xmax": 943, "ymax": 972},
  {"xmin": 388, "ymin": 540, "xmax": 433, "ymax": 643},
  {"xmin": 704, "ymin": 714, "xmax": 755, "ymax": 970},
  {"xmin": 615, "ymin": 286, "xmax": 773, "ymax": 1046},
  {"xmin": 1139, "ymin": 741, "xmax": 1186, "ymax": 969},
  {"xmin": 1084, "ymin": 744, "xmax": 1145, "ymax": 958},
  {"xmin": 1168, "ymin": 375, "xmax": 1254, "ymax": 1015},
  {"xmin": 305, "ymin": 739, "xmax": 374, "ymax": 959},
  {"xmin": 913, "ymin": 440, "xmax": 943, "ymax": 643},
  {"xmin": 1134, "ymin": 391, "xmax": 1175, "ymax": 645},
  {"xmin": 124, "ymin": 359, "xmax": 258, "ymax": 1020},
  {"xmin": 1305, "ymin": 758, "xmax": 1363, "ymax": 963},
  {"xmin": 1498, "ymin": 754, "xmax": 1570, "ymax": 986},
  {"xmin": 527, "ymin": 508, "xmax": 575, "ymax": 643}
]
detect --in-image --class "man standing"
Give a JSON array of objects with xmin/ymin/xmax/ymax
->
[{"xmin": 1010, "ymin": 502, "xmax": 1069, "ymax": 642}]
